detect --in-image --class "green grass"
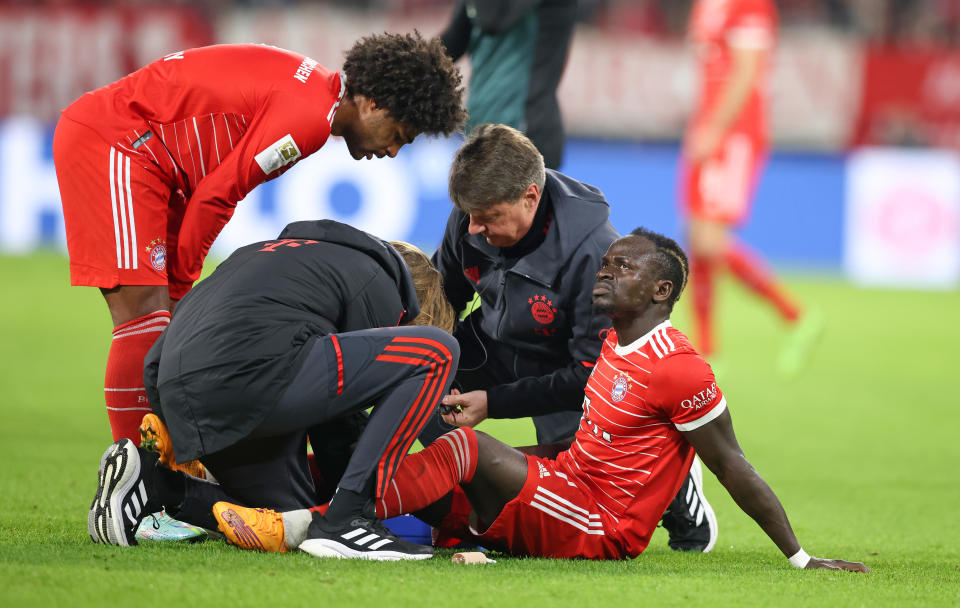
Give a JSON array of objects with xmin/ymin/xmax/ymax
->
[{"xmin": 1, "ymin": 252, "xmax": 959, "ymax": 606}]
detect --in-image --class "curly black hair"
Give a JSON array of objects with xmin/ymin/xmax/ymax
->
[
  {"xmin": 630, "ymin": 227, "xmax": 690, "ymax": 310},
  {"xmin": 343, "ymin": 31, "xmax": 466, "ymax": 135}
]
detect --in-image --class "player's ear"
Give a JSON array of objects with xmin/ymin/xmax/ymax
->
[
  {"xmin": 520, "ymin": 183, "xmax": 540, "ymax": 209},
  {"xmin": 653, "ymin": 279, "xmax": 673, "ymax": 304}
]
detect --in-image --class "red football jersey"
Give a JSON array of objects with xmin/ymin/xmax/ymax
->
[
  {"xmin": 61, "ymin": 44, "xmax": 345, "ymax": 289},
  {"xmin": 688, "ymin": 0, "xmax": 777, "ymax": 143},
  {"xmin": 554, "ymin": 321, "xmax": 725, "ymax": 557}
]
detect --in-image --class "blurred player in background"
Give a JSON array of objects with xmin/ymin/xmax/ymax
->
[
  {"xmin": 214, "ymin": 228, "xmax": 869, "ymax": 571},
  {"xmin": 441, "ymin": 0, "xmax": 577, "ymax": 169},
  {"xmin": 682, "ymin": 0, "xmax": 819, "ymax": 372},
  {"xmin": 53, "ymin": 33, "xmax": 465, "ymax": 447},
  {"xmin": 87, "ymin": 221, "xmax": 459, "ymax": 560}
]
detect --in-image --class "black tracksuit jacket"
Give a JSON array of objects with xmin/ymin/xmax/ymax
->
[
  {"xmin": 433, "ymin": 170, "xmax": 619, "ymax": 435},
  {"xmin": 144, "ymin": 220, "xmax": 419, "ymax": 462}
]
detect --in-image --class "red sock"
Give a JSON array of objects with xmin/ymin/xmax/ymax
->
[
  {"xmin": 375, "ymin": 428, "xmax": 478, "ymax": 519},
  {"xmin": 724, "ymin": 242, "xmax": 800, "ymax": 322},
  {"xmin": 690, "ymin": 254, "xmax": 716, "ymax": 356},
  {"xmin": 104, "ymin": 311, "xmax": 170, "ymax": 444}
]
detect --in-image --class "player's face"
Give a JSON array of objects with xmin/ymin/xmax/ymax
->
[
  {"xmin": 344, "ymin": 102, "xmax": 418, "ymax": 160},
  {"xmin": 466, "ymin": 190, "xmax": 539, "ymax": 248},
  {"xmin": 593, "ymin": 236, "xmax": 662, "ymax": 316}
]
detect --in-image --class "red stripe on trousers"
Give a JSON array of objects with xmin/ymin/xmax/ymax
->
[
  {"xmin": 379, "ymin": 346, "xmax": 453, "ymax": 496},
  {"xmin": 375, "ymin": 354, "xmax": 434, "ymax": 366},
  {"xmin": 377, "ymin": 337, "xmax": 452, "ymax": 493},
  {"xmin": 390, "ymin": 336, "xmax": 454, "ymax": 360},
  {"xmin": 372, "ymin": 349, "xmax": 444, "ymax": 485},
  {"xmin": 374, "ymin": 349, "xmax": 443, "ymax": 479},
  {"xmin": 331, "ymin": 335, "xmax": 344, "ymax": 396},
  {"xmin": 374, "ymin": 356, "xmax": 439, "ymax": 495},
  {"xmin": 384, "ymin": 344, "xmax": 447, "ymax": 363},
  {"xmin": 378, "ymin": 361, "xmax": 445, "ymax": 498},
  {"xmin": 375, "ymin": 339, "xmax": 453, "ymax": 497}
]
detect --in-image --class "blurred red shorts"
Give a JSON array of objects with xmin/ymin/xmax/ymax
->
[{"xmin": 682, "ymin": 132, "xmax": 766, "ymax": 225}]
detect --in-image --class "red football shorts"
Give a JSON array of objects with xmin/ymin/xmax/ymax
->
[
  {"xmin": 53, "ymin": 116, "xmax": 184, "ymax": 288},
  {"xmin": 436, "ymin": 454, "xmax": 625, "ymax": 560},
  {"xmin": 683, "ymin": 132, "xmax": 766, "ymax": 225}
]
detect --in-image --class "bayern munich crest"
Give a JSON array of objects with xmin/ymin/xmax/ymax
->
[
  {"xmin": 145, "ymin": 238, "xmax": 167, "ymax": 271},
  {"xmin": 528, "ymin": 294, "xmax": 557, "ymax": 325},
  {"xmin": 610, "ymin": 372, "xmax": 632, "ymax": 402}
]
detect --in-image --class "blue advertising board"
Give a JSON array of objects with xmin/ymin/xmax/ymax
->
[{"xmin": 0, "ymin": 118, "xmax": 845, "ymax": 271}]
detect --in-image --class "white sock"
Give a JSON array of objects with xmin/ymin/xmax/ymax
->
[{"xmin": 282, "ymin": 509, "xmax": 311, "ymax": 548}]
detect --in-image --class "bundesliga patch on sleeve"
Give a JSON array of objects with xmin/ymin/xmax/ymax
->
[{"xmin": 255, "ymin": 134, "xmax": 302, "ymax": 175}]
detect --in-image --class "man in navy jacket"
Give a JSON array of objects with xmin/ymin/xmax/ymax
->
[{"xmin": 430, "ymin": 124, "xmax": 617, "ymax": 445}]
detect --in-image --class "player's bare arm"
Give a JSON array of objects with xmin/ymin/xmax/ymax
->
[
  {"xmin": 685, "ymin": 45, "xmax": 765, "ymax": 163},
  {"xmin": 682, "ymin": 409, "xmax": 869, "ymax": 572}
]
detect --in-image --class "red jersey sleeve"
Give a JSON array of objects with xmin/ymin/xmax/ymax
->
[
  {"xmin": 726, "ymin": 0, "xmax": 777, "ymax": 50},
  {"xmin": 169, "ymin": 91, "xmax": 337, "ymax": 298},
  {"xmin": 647, "ymin": 353, "xmax": 726, "ymax": 431}
]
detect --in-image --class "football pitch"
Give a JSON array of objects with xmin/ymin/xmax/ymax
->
[{"xmin": 1, "ymin": 252, "xmax": 958, "ymax": 607}]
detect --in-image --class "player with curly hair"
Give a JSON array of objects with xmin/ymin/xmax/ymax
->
[
  {"xmin": 343, "ymin": 33, "xmax": 466, "ymax": 143},
  {"xmin": 53, "ymin": 32, "xmax": 466, "ymax": 458}
]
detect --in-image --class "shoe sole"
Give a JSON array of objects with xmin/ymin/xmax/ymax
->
[
  {"xmin": 87, "ymin": 445, "xmax": 112, "ymax": 543},
  {"xmin": 88, "ymin": 439, "xmax": 142, "ymax": 547},
  {"xmin": 299, "ymin": 538, "xmax": 433, "ymax": 561},
  {"xmin": 689, "ymin": 457, "xmax": 718, "ymax": 553}
]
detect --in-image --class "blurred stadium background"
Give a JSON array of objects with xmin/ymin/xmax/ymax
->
[
  {"xmin": 1, "ymin": 2, "xmax": 959, "ymax": 605},
  {"xmin": 2, "ymin": 0, "xmax": 960, "ymax": 287}
]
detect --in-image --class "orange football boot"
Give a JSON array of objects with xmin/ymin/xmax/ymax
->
[
  {"xmin": 213, "ymin": 502, "xmax": 288, "ymax": 553},
  {"xmin": 139, "ymin": 413, "xmax": 207, "ymax": 479}
]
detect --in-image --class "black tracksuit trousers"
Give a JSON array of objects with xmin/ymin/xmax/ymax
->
[{"xmin": 164, "ymin": 326, "xmax": 458, "ymax": 529}]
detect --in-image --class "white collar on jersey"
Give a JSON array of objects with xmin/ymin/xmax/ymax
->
[{"xmin": 613, "ymin": 319, "xmax": 672, "ymax": 356}]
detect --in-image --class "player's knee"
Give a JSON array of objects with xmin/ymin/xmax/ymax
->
[
  {"xmin": 474, "ymin": 430, "xmax": 495, "ymax": 451},
  {"xmin": 414, "ymin": 325, "xmax": 460, "ymax": 366},
  {"xmin": 101, "ymin": 284, "xmax": 171, "ymax": 326},
  {"xmin": 689, "ymin": 232, "xmax": 723, "ymax": 260},
  {"xmin": 474, "ymin": 431, "xmax": 521, "ymax": 468}
]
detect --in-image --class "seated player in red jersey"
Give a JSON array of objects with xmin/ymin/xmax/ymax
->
[{"xmin": 212, "ymin": 228, "xmax": 869, "ymax": 571}]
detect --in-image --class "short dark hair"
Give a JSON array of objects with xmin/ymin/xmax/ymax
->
[
  {"xmin": 448, "ymin": 124, "xmax": 546, "ymax": 214},
  {"xmin": 630, "ymin": 227, "xmax": 689, "ymax": 310},
  {"xmin": 343, "ymin": 31, "xmax": 466, "ymax": 135}
]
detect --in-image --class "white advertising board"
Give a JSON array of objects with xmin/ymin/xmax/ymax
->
[{"xmin": 844, "ymin": 148, "xmax": 960, "ymax": 288}]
